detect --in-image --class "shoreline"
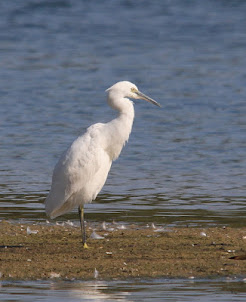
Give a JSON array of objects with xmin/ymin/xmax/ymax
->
[{"xmin": 1, "ymin": 220, "xmax": 246, "ymax": 280}]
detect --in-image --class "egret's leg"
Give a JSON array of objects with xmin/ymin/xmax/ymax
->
[{"xmin": 78, "ymin": 205, "xmax": 89, "ymax": 249}]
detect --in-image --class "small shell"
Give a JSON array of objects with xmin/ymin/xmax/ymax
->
[
  {"xmin": 200, "ymin": 231, "xmax": 207, "ymax": 237},
  {"xmin": 27, "ymin": 227, "xmax": 38, "ymax": 235},
  {"xmin": 49, "ymin": 272, "xmax": 61, "ymax": 278},
  {"xmin": 90, "ymin": 231, "xmax": 105, "ymax": 240},
  {"xmin": 117, "ymin": 224, "xmax": 126, "ymax": 230},
  {"xmin": 65, "ymin": 220, "xmax": 74, "ymax": 226},
  {"xmin": 101, "ymin": 221, "xmax": 107, "ymax": 230},
  {"xmin": 151, "ymin": 223, "xmax": 156, "ymax": 229},
  {"xmin": 94, "ymin": 268, "xmax": 99, "ymax": 279}
]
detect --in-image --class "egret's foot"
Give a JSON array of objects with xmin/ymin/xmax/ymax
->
[{"xmin": 83, "ymin": 242, "xmax": 89, "ymax": 249}]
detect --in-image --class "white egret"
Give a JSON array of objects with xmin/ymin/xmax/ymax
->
[{"xmin": 45, "ymin": 81, "xmax": 160, "ymax": 248}]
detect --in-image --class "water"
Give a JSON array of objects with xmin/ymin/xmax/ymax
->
[
  {"xmin": 1, "ymin": 279, "xmax": 246, "ymax": 302},
  {"xmin": 1, "ymin": 0, "xmax": 246, "ymax": 299},
  {"xmin": 1, "ymin": 0, "xmax": 246, "ymax": 226}
]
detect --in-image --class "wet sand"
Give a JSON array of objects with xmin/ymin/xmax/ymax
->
[{"xmin": 1, "ymin": 220, "xmax": 246, "ymax": 280}]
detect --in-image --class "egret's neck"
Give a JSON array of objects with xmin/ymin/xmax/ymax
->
[
  {"xmin": 116, "ymin": 99, "xmax": 135, "ymax": 140},
  {"xmin": 106, "ymin": 97, "xmax": 135, "ymax": 160},
  {"xmin": 117, "ymin": 98, "xmax": 135, "ymax": 124}
]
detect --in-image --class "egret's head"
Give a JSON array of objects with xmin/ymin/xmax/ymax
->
[{"xmin": 106, "ymin": 81, "xmax": 161, "ymax": 107}]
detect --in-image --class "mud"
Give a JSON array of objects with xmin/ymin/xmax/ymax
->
[{"xmin": 1, "ymin": 220, "xmax": 246, "ymax": 280}]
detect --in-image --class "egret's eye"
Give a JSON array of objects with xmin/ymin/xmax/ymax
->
[{"xmin": 131, "ymin": 87, "xmax": 138, "ymax": 93}]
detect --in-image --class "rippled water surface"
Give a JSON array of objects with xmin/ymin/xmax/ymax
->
[
  {"xmin": 1, "ymin": 279, "xmax": 246, "ymax": 302},
  {"xmin": 1, "ymin": 0, "xmax": 246, "ymax": 226}
]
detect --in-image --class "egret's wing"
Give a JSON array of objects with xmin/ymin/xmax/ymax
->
[{"xmin": 45, "ymin": 123, "xmax": 109, "ymax": 218}]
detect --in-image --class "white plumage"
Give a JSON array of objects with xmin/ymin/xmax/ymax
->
[{"xmin": 45, "ymin": 81, "xmax": 160, "ymax": 247}]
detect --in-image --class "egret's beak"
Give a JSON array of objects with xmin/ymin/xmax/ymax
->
[{"xmin": 136, "ymin": 91, "xmax": 161, "ymax": 107}]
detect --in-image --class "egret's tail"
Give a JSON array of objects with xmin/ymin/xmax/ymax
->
[{"xmin": 45, "ymin": 193, "xmax": 80, "ymax": 219}]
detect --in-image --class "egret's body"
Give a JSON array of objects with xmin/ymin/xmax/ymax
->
[{"xmin": 45, "ymin": 81, "xmax": 160, "ymax": 247}]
